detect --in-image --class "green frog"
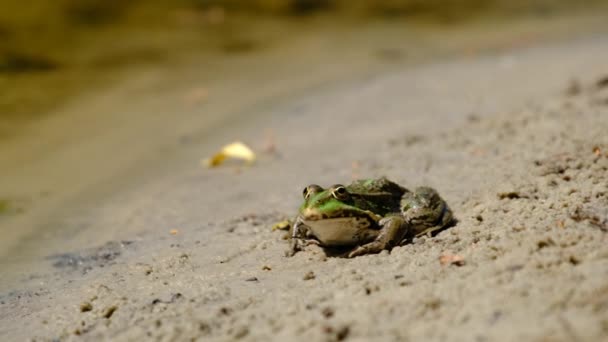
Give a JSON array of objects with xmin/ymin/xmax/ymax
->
[{"xmin": 289, "ymin": 177, "xmax": 453, "ymax": 257}]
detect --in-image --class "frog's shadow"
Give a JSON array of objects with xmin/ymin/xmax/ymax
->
[
  {"xmin": 321, "ymin": 218, "xmax": 459, "ymax": 258},
  {"xmin": 321, "ymin": 246, "xmax": 355, "ymax": 258}
]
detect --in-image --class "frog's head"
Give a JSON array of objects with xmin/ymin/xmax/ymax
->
[
  {"xmin": 294, "ymin": 184, "xmax": 381, "ymax": 245},
  {"xmin": 298, "ymin": 184, "xmax": 367, "ymax": 220}
]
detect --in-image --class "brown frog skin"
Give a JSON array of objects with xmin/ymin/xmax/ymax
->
[{"xmin": 289, "ymin": 177, "xmax": 453, "ymax": 257}]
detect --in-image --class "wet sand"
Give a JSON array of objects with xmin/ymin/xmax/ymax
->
[{"xmin": 1, "ymin": 13, "xmax": 608, "ymax": 341}]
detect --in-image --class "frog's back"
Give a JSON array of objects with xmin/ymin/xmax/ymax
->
[
  {"xmin": 347, "ymin": 177, "xmax": 407, "ymax": 215},
  {"xmin": 347, "ymin": 177, "xmax": 408, "ymax": 196}
]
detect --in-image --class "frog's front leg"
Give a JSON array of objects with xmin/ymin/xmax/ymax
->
[
  {"xmin": 286, "ymin": 217, "xmax": 318, "ymax": 257},
  {"xmin": 348, "ymin": 215, "xmax": 409, "ymax": 258}
]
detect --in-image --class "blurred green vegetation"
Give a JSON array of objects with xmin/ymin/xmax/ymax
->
[
  {"xmin": 0, "ymin": 198, "xmax": 23, "ymax": 216},
  {"xmin": 0, "ymin": 0, "xmax": 606, "ymax": 138},
  {"xmin": 0, "ymin": 199, "xmax": 8, "ymax": 214}
]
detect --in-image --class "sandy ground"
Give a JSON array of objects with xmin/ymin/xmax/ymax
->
[
  {"xmin": 5, "ymin": 12, "xmax": 607, "ymax": 283},
  {"xmin": 1, "ymin": 22, "xmax": 608, "ymax": 342}
]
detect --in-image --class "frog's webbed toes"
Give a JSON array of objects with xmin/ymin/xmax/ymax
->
[
  {"xmin": 285, "ymin": 246, "xmax": 297, "ymax": 258},
  {"xmin": 286, "ymin": 239, "xmax": 304, "ymax": 257},
  {"xmin": 378, "ymin": 217, "xmax": 391, "ymax": 226},
  {"xmin": 304, "ymin": 239, "xmax": 321, "ymax": 247},
  {"xmin": 347, "ymin": 241, "xmax": 385, "ymax": 258},
  {"xmin": 286, "ymin": 238, "xmax": 322, "ymax": 257}
]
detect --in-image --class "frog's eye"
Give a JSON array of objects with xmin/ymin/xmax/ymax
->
[
  {"xmin": 303, "ymin": 184, "xmax": 323, "ymax": 200},
  {"xmin": 331, "ymin": 185, "xmax": 348, "ymax": 199}
]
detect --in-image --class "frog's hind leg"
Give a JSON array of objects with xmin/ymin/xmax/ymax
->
[
  {"xmin": 414, "ymin": 222, "xmax": 446, "ymax": 239},
  {"xmin": 422, "ymin": 201, "xmax": 454, "ymax": 237},
  {"xmin": 348, "ymin": 215, "xmax": 409, "ymax": 258},
  {"xmin": 405, "ymin": 186, "xmax": 454, "ymax": 239}
]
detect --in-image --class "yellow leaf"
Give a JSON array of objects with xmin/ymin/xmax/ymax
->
[{"xmin": 203, "ymin": 141, "xmax": 256, "ymax": 167}]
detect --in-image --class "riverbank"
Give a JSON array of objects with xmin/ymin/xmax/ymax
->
[
  {"xmin": 1, "ymin": 32, "xmax": 607, "ymax": 340},
  {"xmin": 2, "ymin": 10, "xmax": 607, "ymax": 282},
  {"xmin": 1, "ymin": 9, "xmax": 608, "ymax": 341}
]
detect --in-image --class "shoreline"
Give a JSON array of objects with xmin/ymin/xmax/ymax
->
[
  {"xmin": 2, "ymin": 12, "xmax": 608, "ymax": 287},
  {"xmin": 1, "ymin": 30, "xmax": 607, "ymax": 340}
]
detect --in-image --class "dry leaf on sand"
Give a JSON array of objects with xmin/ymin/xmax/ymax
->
[
  {"xmin": 203, "ymin": 141, "xmax": 256, "ymax": 167},
  {"xmin": 439, "ymin": 253, "xmax": 465, "ymax": 266}
]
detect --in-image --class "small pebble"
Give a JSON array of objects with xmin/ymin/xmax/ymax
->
[
  {"xmin": 303, "ymin": 271, "xmax": 316, "ymax": 280},
  {"xmin": 80, "ymin": 302, "xmax": 93, "ymax": 312}
]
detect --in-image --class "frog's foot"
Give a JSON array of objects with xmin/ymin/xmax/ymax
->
[
  {"xmin": 348, "ymin": 241, "xmax": 385, "ymax": 258},
  {"xmin": 414, "ymin": 223, "xmax": 450, "ymax": 239},
  {"xmin": 286, "ymin": 238, "xmax": 321, "ymax": 257},
  {"xmin": 348, "ymin": 216, "xmax": 408, "ymax": 258},
  {"xmin": 286, "ymin": 238, "xmax": 304, "ymax": 257}
]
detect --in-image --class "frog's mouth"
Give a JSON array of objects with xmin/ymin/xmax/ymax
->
[{"xmin": 299, "ymin": 207, "xmax": 382, "ymax": 222}]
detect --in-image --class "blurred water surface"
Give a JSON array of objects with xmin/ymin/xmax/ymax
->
[{"xmin": 1, "ymin": 0, "xmax": 605, "ymax": 134}]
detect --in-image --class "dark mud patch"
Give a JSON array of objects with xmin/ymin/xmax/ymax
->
[
  {"xmin": 288, "ymin": 0, "xmax": 332, "ymax": 15},
  {"xmin": 0, "ymin": 51, "xmax": 58, "ymax": 73},
  {"xmin": 65, "ymin": 0, "xmax": 131, "ymax": 27},
  {"xmin": 47, "ymin": 240, "xmax": 135, "ymax": 274}
]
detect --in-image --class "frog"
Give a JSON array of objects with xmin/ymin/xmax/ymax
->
[{"xmin": 288, "ymin": 177, "xmax": 453, "ymax": 258}]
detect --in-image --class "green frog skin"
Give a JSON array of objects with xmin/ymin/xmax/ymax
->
[{"xmin": 290, "ymin": 177, "xmax": 453, "ymax": 257}]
